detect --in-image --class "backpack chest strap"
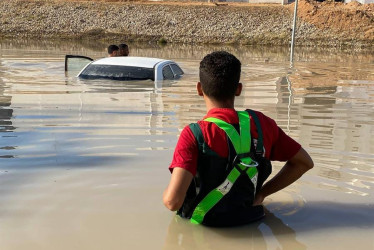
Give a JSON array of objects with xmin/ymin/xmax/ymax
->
[{"xmin": 204, "ymin": 111, "xmax": 250, "ymax": 155}]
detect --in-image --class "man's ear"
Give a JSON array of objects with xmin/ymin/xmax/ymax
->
[
  {"xmin": 235, "ymin": 83, "xmax": 243, "ymax": 96},
  {"xmin": 197, "ymin": 82, "xmax": 204, "ymax": 96}
]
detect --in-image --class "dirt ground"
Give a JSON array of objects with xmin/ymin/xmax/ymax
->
[
  {"xmin": 49, "ymin": 0, "xmax": 374, "ymax": 40},
  {"xmin": 294, "ymin": 0, "xmax": 374, "ymax": 40},
  {"xmin": 2, "ymin": 0, "xmax": 373, "ymax": 47}
]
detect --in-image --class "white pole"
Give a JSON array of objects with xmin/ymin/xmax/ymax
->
[{"xmin": 290, "ymin": 0, "xmax": 298, "ymax": 64}]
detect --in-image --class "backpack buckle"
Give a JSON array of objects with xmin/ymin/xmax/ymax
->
[
  {"xmin": 233, "ymin": 155, "xmax": 259, "ymax": 169},
  {"xmin": 239, "ymin": 159, "xmax": 259, "ymax": 168}
]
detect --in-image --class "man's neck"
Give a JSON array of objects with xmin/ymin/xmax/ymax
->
[{"xmin": 204, "ymin": 96, "xmax": 235, "ymax": 112}]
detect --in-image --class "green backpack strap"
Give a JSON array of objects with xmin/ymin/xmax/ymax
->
[
  {"xmin": 204, "ymin": 111, "xmax": 250, "ymax": 155},
  {"xmin": 189, "ymin": 123, "xmax": 205, "ymax": 153},
  {"xmin": 247, "ymin": 109, "xmax": 264, "ymax": 155},
  {"xmin": 189, "ymin": 123, "xmax": 218, "ymax": 156},
  {"xmin": 190, "ymin": 111, "xmax": 259, "ymax": 224}
]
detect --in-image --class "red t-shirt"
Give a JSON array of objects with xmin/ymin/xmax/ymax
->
[{"xmin": 169, "ymin": 108, "xmax": 301, "ymax": 176}]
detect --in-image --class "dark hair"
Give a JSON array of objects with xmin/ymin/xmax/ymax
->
[
  {"xmin": 118, "ymin": 43, "xmax": 129, "ymax": 56},
  {"xmin": 199, "ymin": 51, "xmax": 241, "ymax": 101},
  {"xmin": 108, "ymin": 45, "xmax": 119, "ymax": 54},
  {"xmin": 119, "ymin": 43, "xmax": 128, "ymax": 50}
]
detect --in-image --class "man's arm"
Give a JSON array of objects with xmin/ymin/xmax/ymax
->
[
  {"xmin": 163, "ymin": 167, "xmax": 193, "ymax": 211},
  {"xmin": 253, "ymin": 147, "xmax": 314, "ymax": 205}
]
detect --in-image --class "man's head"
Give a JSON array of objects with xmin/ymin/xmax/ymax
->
[
  {"xmin": 199, "ymin": 51, "xmax": 241, "ymax": 102},
  {"xmin": 118, "ymin": 43, "xmax": 129, "ymax": 56},
  {"xmin": 108, "ymin": 45, "xmax": 119, "ymax": 57}
]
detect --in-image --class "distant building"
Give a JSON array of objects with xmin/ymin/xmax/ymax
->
[
  {"xmin": 345, "ymin": 0, "xmax": 373, "ymax": 3},
  {"xmin": 221, "ymin": 0, "xmax": 289, "ymax": 3},
  {"xmin": 218, "ymin": 0, "xmax": 373, "ymax": 4},
  {"xmin": 222, "ymin": 0, "xmax": 288, "ymax": 3}
]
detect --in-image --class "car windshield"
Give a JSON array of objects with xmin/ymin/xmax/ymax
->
[{"xmin": 79, "ymin": 64, "xmax": 154, "ymax": 81}]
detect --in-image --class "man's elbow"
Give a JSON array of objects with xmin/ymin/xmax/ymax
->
[
  {"xmin": 163, "ymin": 194, "xmax": 183, "ymax": 211},
  {"xmin": 299, "ymin": 148, "xmax": 314, "ymax": 172},
  {"xmin": 162, "ymin": 190, "xmax": 183, "ymax": 211},
  {"xmin": 291, "ymin": 147, "xmax": 314, "ymax": 173},
  {"xmin": 307, "ymin": 159, "xmax": 314, "ymax": 170},
  {"xmin": 303, "ymin": 151, "xmax": 314, "ymax": 171},
  {"xmin": 300, "ymin": 159, "xmax": 314, "ymax": 175}
]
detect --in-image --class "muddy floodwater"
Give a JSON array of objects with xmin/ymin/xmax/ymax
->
[{"xmin": 0, "ymin": 40, "xmax": 373, "ymax": 249}]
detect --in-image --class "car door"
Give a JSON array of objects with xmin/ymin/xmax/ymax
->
[{"xmin": 64, "ymin": 55, "xmax": 93, "ymax": 72}]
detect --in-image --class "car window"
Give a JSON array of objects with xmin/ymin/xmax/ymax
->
[
  {"xmin": 65, "ymin": 55, "xmax": 93, "ymax": 72},
  {"xmin": 162, "ymin": 65, "xmax": 174, "ymax": 80},
  {"xmin": 79, "ymin": 65, "xmax": 154, "ymax": 81},
  {"xmin": 170, "ymin": 64, "xmax": 184, "ymax": 77}
]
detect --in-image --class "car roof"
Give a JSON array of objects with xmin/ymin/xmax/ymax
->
[{"xmin": 91, "ymin": 57, "xmax": 169, "ymax": 68}]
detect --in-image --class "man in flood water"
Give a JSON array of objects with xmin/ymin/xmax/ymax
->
[
  {"xmin": 107, "ymin": 45, "xmax": 119, "ymax": 57},
  {"xmin": 163, "ymin": 51, "xmax": 313, "ymax": 227},
  {"xmin": 118, "ymin": 43, "xmax": 129, "ymax": 56}
]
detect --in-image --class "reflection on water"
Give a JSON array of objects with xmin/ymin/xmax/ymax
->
[
  {"xmin": 0, "ymin": 39, "xmax": 373, "ymax": 249},
  {"xmin": 164, "ymin": 209, "xmax": 306, "ymax": 250},
  {"xmin": 0, "ymin": 72, "xmax": 15, "ymax": 158}
]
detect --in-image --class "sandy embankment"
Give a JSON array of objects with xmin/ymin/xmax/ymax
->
[{"xmin": 0, "ymin": 0, "xmax": 373, "ymax": 48}]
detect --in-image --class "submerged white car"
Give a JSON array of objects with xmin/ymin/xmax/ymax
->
[{"xmin": 65, "ymin": 55, "xmax": 184, "ymax": 81}]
